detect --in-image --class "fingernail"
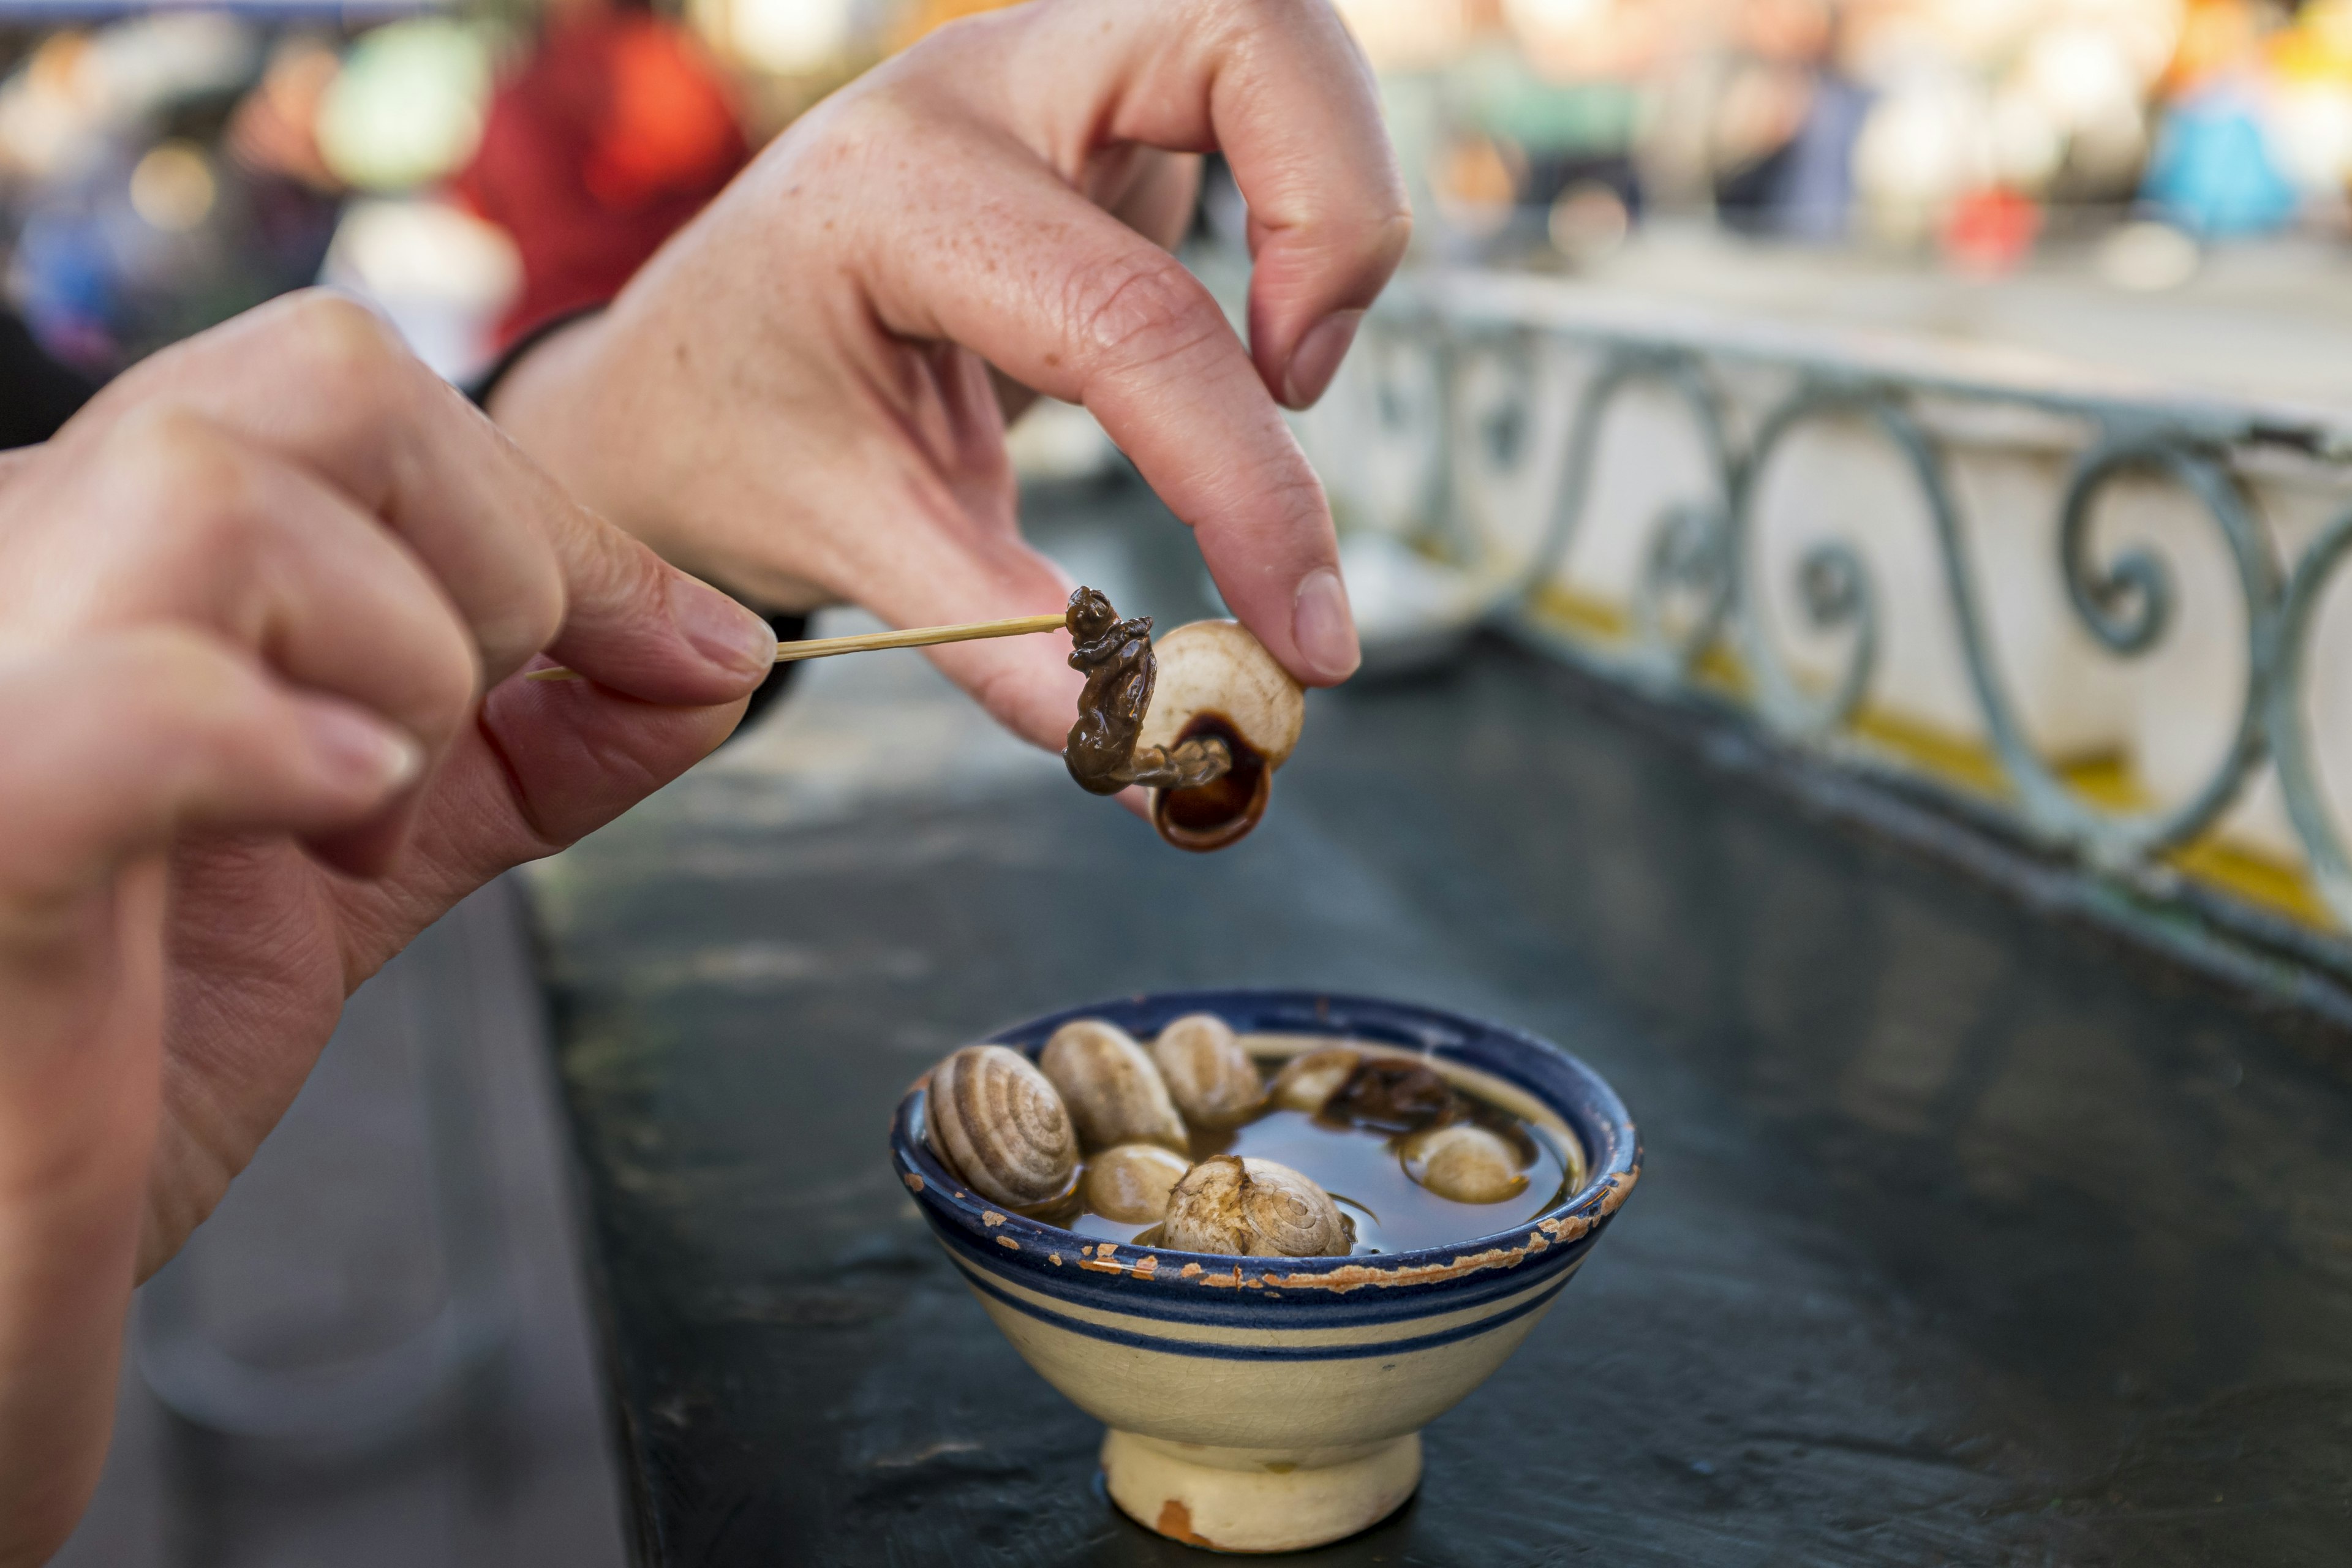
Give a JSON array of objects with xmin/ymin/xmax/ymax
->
[
  {"xmin": 303, "ymin": 707, "xmax": 424, "ymax": 796},
  {"xmin": 668, "ymin": 576, "xmax": 776, "ymax": 679},
  {"xmin": 1281, "ymin": 310, "xmax": 1363, "ymax": 410},
  {"xmin": 1291, "ymin": 567, "xmax": 1360, "ymax": 683}
]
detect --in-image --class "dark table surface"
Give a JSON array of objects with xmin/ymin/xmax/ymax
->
[{"xmin": 533, "ymin": 522, "xmax": 2352, "ymax": 1566}]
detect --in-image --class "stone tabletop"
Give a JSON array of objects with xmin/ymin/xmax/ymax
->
[{"xmin": 530, "ymin": 500, "xmax": 2352, "ymax": 1566}]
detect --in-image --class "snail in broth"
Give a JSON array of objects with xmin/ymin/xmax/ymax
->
[{"xmin": 922, "ymin": 1020, "xmax": 1577, "ymax": 1257}]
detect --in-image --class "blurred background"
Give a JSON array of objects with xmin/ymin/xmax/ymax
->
[
  {"xmin": 21, "ymin": 1, "xmax": 2352, "ymax": 1563},
  {"xmin": 9, "ymin": 0, "xmax": 2352, "ymax": 384}
]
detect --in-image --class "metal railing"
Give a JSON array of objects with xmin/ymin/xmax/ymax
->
[{"xmin": 1303, "ymin": 269, "xmax": 2352, "ymax": 955}]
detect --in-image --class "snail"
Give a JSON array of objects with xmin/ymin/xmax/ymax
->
[
  {"xmin": 1136, "ymin": 620, "xmax": 1307, "ymax": 853},
  {"xmin": 926, "ymin": 1044, "xmax": 1079, "ymax": 1208},
  {"xmin": 1039, "ymin": 1019, "xmax": 1188, "ymax": 1153},
  {"xmin": 1060, "ymin": 589, "xmax": 1306, "ymax": 853},
  {"xmin": 1400, "ymin": 1123, "xmax": 1528, "ymax": 1204},
  {"xmin": 1268, "ymin": 1047, "xmax": 1363, "ymax": 1114},
  {"xmin": 1083, "ymin": 1143, "xmax": 1193, "ymax": 1225},
  {"xmin": 1161, "ymin": 1155, "xmax": 1354, "ymax": 1257},
  {"xmin": 1150, "ymin": 1013, "xmax": 1265, "ymax": 1129}
]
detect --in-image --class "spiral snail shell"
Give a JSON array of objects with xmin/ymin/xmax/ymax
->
[
  {"xmin": 1083, "ymin": 1143, "xmax": 1193, "ymax": 1225},
  {"xmin": 1139, "ymin": 621, "xmax": 1306, "ymax": 853},
  {"xmin": 1150, "ymin": 1013, "xmax": 1264, "ymax": 1129},
  {"xmin": 1161, "ymin": 1155, "xmax": 1354, "ymax": 1258},
  {"xmin": 1039, "ymin": 1019, "xmax": 1188, "ymax": 1153},
  {"xmin": 926, "ymin": 1044, "xmax": 1078, "ymax": 1207},
  {"xmin": 1401, "ymin": 1123, "xmax": 1528, "ymax": 1204}
]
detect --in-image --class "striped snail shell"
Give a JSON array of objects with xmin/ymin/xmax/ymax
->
[
  {"xmin": 926, "ymin": 1044, "xmax": 1077, "ymax": 1207},
  {"xmin": 1161, "ymin": 1155, "xmax": 1354, "ymax": 1258},
  {"xmin": 1150, "ymin": 1013, "xmax": 1265, "ymax": 1129},
  {"xmin": 1040, "ymin": 1019, "xmax": 1188, "ymax": 1153}
]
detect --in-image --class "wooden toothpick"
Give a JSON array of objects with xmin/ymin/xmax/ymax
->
[{"xmin": 524, "ymin": 611, "xmax": 1069, "ymax": 682}]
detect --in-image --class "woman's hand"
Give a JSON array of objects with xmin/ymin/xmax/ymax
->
[
  {"xmin": 0, "ymin": 292, "xmax": 772, "ymax": 1567},
  {"xmin": 491, "ymin": 0, "xmax": 1409, "ymax": 756}
]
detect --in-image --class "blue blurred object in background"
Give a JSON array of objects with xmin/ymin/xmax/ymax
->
[{"xmin": 2142, "ymin": 82, "xmax": 2302, "ymax": 238}]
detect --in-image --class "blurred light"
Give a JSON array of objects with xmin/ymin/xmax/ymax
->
[
  {"xmin": 1430, "ymin": 134, "xmax": 1518, "ymax": 237},
  {"xmin": 1333, "ymin": 0, "xmax": 1469, "ymax": 73},
  {"xmin": 1548, "ymin": 179, "xmax": 1629, "ymax": 263},
  {"xmin": 2021, "ymin": 23, "xmax": 2138, "ymax": 130},
  {"xmin": 315, "ymin": 21, "xmax": 490, "ymax": 194},
  {"xmin": 2266, "ymin": 83, "xmax": 2352, "ymax": 191},
  {"xmin": 1852, "ymin": 83, "xmax": 1992, "ymax": 243},
  {"xmin": 1005, "ymin": 398, "xmax": 1115, "ymax": 483},
  {"xmin": 1989, "ymin": 90, "xmax": 2065, "ymax": 189},
  {"xmin": 318, "ymin": 200, "xmax": 521, "ymax": 382},
  {"xmin": 722, "ymin": 0, "xmax": 854, "ymax": 75},
  {"xmin": 127, "ymin": 140, "xmax": 214, "ymax": 232},
  {"xmin": 1502, "ymin": 0, "xmax": 1606, "ymax": 51},
  {"xmin": 2097, "ymin": 220, "xmax": 2199, "ymax": 291},
  {"xmin": 1941, "ymin": 186, "xmax": 2041, "ymax": 274}
]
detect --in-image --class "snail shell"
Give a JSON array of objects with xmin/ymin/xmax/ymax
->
[
  {"xmin": 1083, "ymin": 1144, "xmax": 1192, "ymax": 1225},
  {"xmin": 1161, "ymin": 1155, "xmax": 1354, "ymax": 1258},
  {"xmin": 1039, "ymin": 1019, "xmax": 1188, "ymax": 1153},
  {"xmin": 1268, "ymin": 1047, "xmax": 1362, "ymax": 1114},
  {"xmin": 1150, "ymin": 1014, "xmax": 1264, "ymax": 1128},
  {"xmin": 926, "ymin": 1045, "xmax": 1077, "ymax": 1208},
  {"xmin": 1401, "ymin": 1123, "xmax": 1528, "ymax": 1204},
  {"xmin": 1141, "ymin": 621, "xmax": 1306, "ymax": 853}
]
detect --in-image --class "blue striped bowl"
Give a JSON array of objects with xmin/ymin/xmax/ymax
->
[{"xmin": 888, "ymin": 989, "xmax": 1641, "ymax": 1553}]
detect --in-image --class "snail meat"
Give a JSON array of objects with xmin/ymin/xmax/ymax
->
[
  {"xmin": 1324, "ymin": 1057, "xmax": 1456, "ymax": 1133},
  {"xmin": 1063, "ymin": 587, "xmax": 1233, "ymax": 796}
]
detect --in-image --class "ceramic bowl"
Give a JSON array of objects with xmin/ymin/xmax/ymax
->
[{"xmin": 887, "ymin": 989, "xmax": 1641, "ymax": 1554}]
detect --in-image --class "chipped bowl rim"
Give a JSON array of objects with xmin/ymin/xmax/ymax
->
[{"xmin": 888, "ymin": 989, "xmax": 1640, "ymax": 1311}]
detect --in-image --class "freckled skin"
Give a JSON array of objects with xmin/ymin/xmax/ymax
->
[{"xmin": 485, "ymin": 0, "xmax": 1408, "ymax": 762}]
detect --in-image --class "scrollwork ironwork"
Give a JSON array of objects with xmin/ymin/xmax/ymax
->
[{"xmin": 1332, "ymin": 298, "xmax": 2335, "ymax": 924}]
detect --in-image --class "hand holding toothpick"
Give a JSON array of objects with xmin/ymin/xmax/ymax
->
[{"xmin": 525, "ymin": 612, "xmax": 1070, "ymax": 682}]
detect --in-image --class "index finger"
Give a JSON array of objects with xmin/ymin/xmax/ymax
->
[
  {"xmin": 1006, "ymin": 0, "xmax": 1411, "ymax": 410},
  {"xmin": 83, "ymin": 293, "xmax": 774, "ymax": 705}
]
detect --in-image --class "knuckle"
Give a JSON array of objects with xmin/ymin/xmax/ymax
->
[
  {"xmin": 421, "ymin": 624, "xmax": 486, "ymax": 721},
  {"xmin": 118, "ymin": 626, "xmax": 258, "ymax": 736},
  {"xmin": 1068, "ymin": 251, "xmax": 1223, "ymax": 377},
  {"xmin": 267, "ymin": 291, "xmax": 409, "ymax": 407},
  {"xmin": 1206, "ymin": 0, "xmax": 1321, "ymax": 50},
  {"xmin": 101, "ymin": 410, "xmax": 262, "ymax": 554},
  {"xmin": 469, "ymin": 543, "xmax": 568, "ymax": 674}
]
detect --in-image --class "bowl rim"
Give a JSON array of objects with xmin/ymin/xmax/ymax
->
[{"xmin": 888, "ymin": 988, "xmax": 1641, "ymax": 1300}]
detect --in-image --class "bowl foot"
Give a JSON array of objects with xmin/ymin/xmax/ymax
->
[{"xmin": 1101, "ymin": 1428, "xmax": 1421, "ymax": 1554}]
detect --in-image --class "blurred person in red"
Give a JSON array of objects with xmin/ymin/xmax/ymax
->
[{"xmin": 454, "ymin": 0, "xmax": 751, "ymax": 347}]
